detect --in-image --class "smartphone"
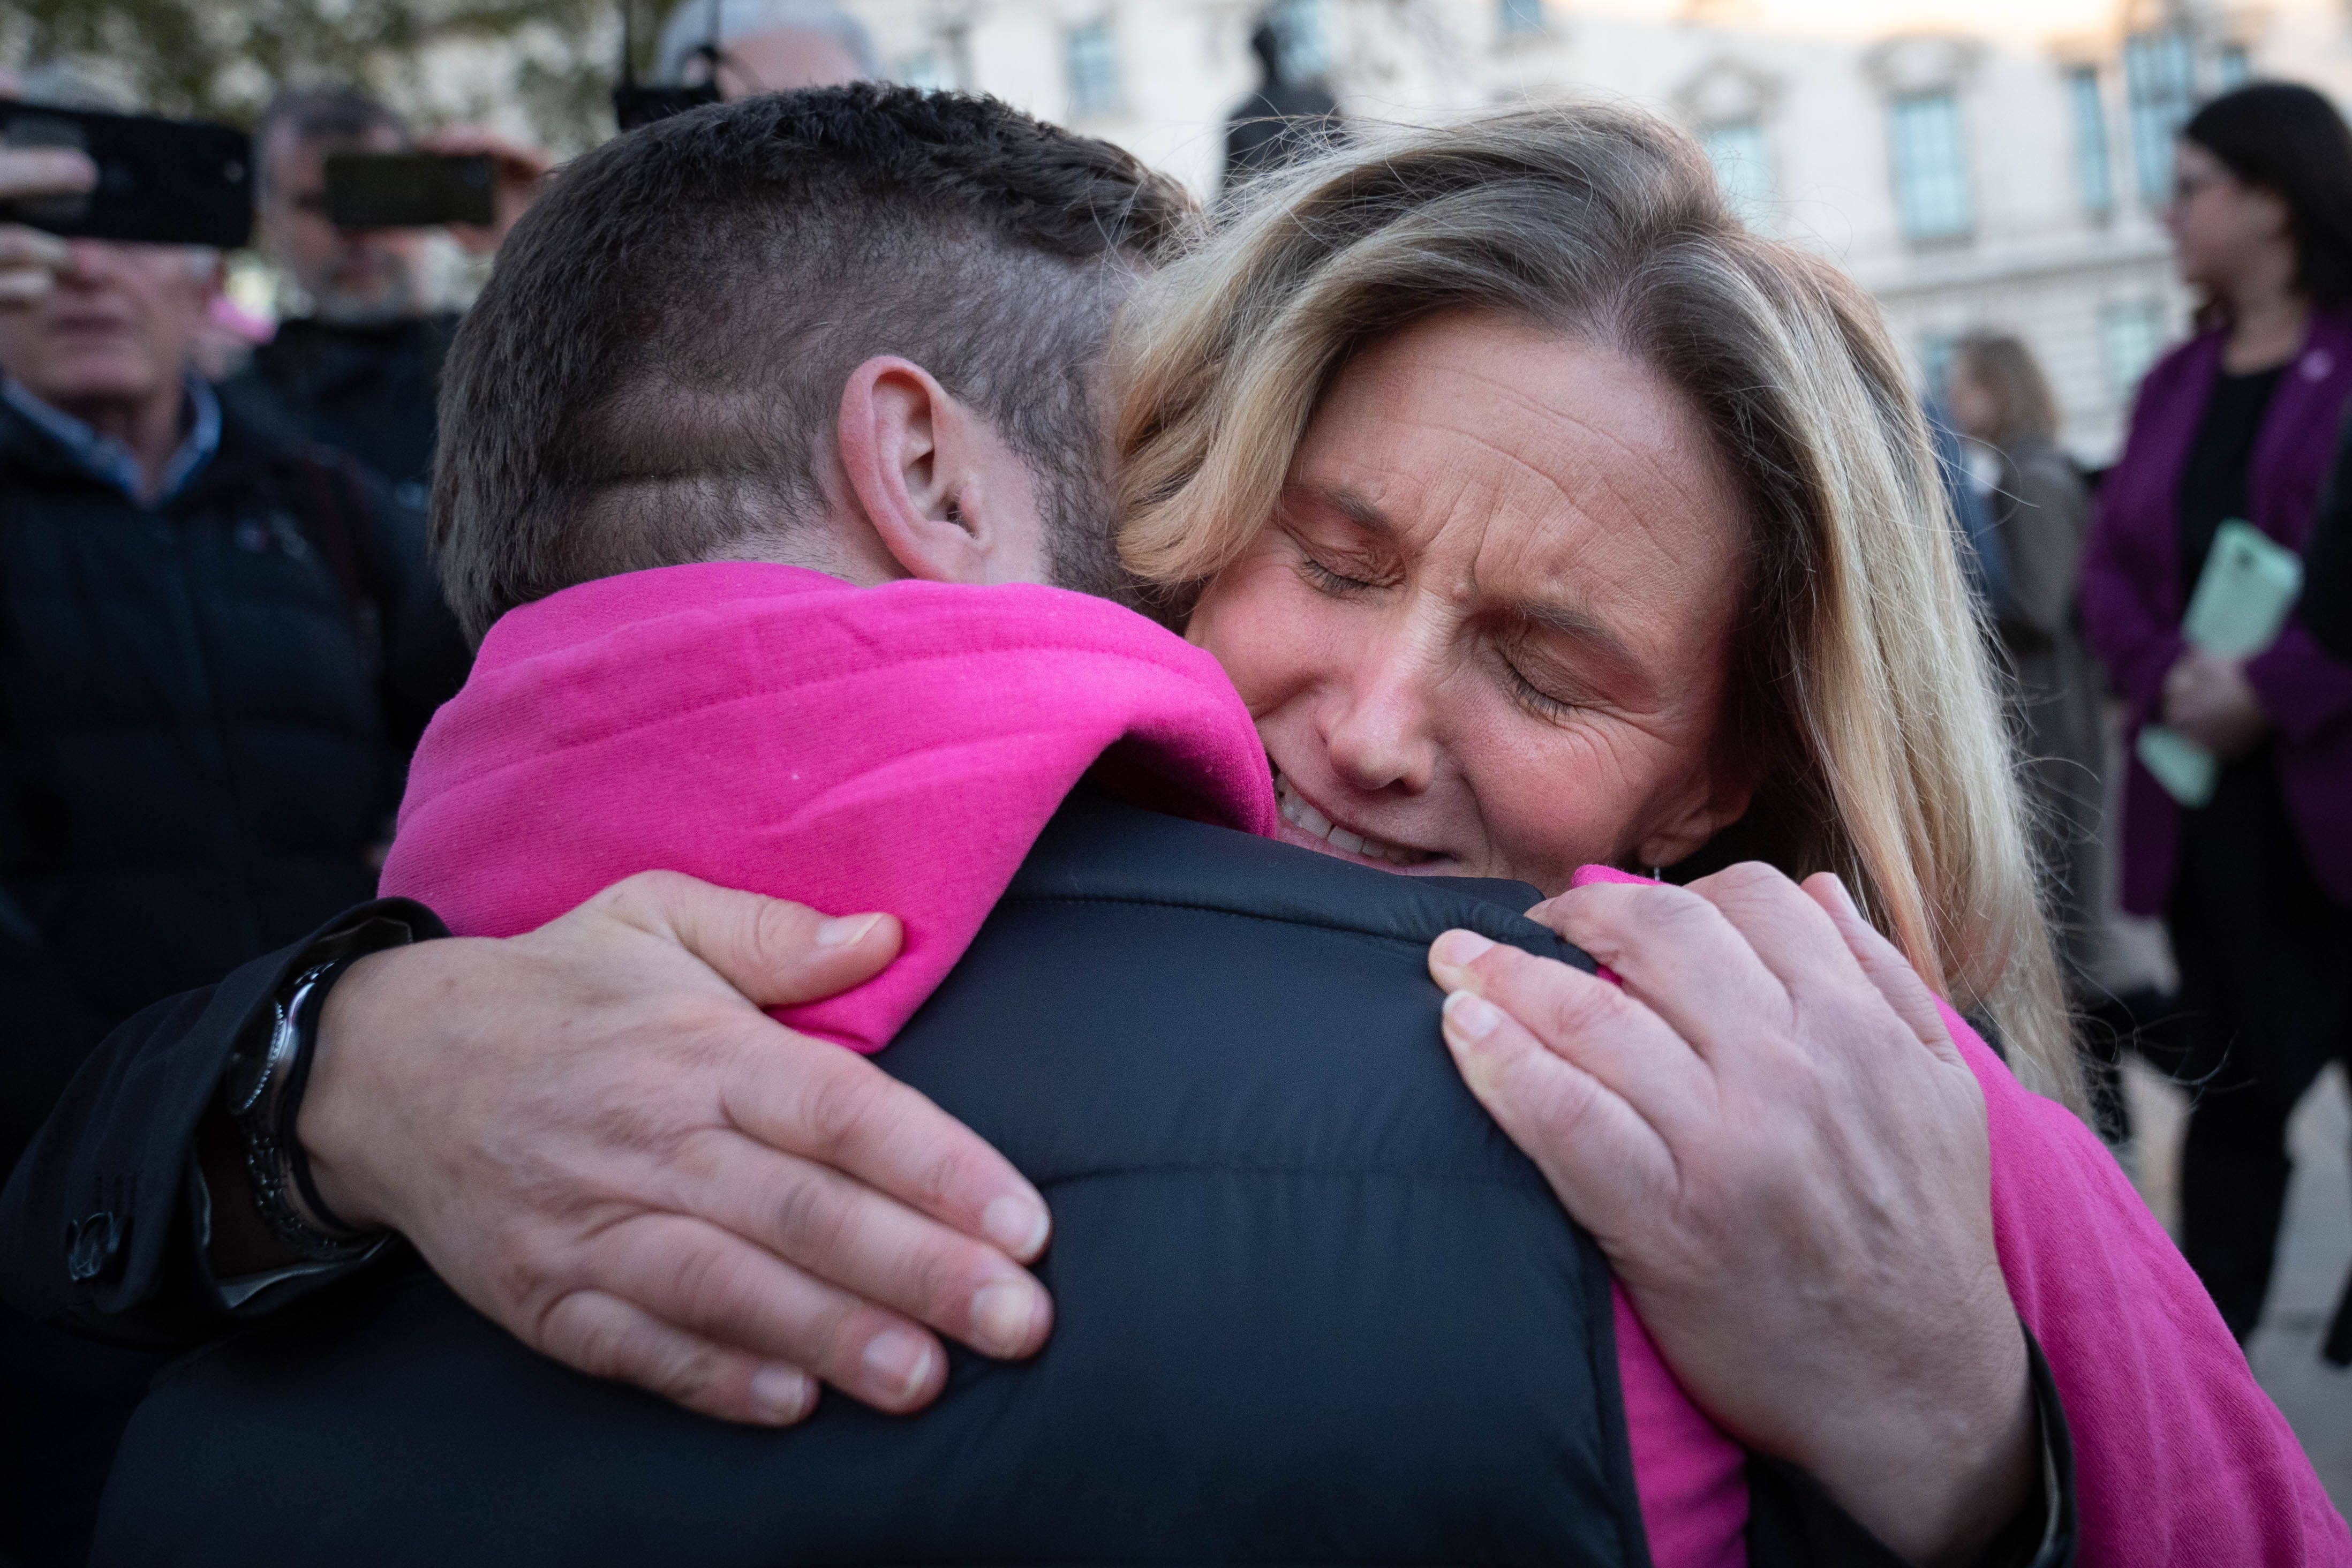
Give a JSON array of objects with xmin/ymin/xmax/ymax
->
[
  {"xmin": 613, "ymin": 82, "xmax": 721, "ymax": 133},
  {"xmin": 0, "ymin": 100, "xmax": 252, "ymax": 249},
  {"xmin": 323, "ymin": 152, "xmax": 496, "ymax": 230}
]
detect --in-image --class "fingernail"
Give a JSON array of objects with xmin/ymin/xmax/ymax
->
[
  {"xmin": 981, "ymin": 1193, "xmax": 1050, "ymax": 1260},
  {"xmin": 1443, "ymin": 988, "xmax": 1502, "ymax": 1044},
  {"xmin": 1431, "ymin": 929, "xmax": 1494, "ymax": 970},
  {"xmin": 861, "ymin": 1326, "xmax": 936, "ymax": 1404},
  {"xmin": 1825, "ymin": 875, "xmax": 1863, "ymax": 921},
  {"xmin": 748, "ymin": 1363, "xmax": 813, "ymax": 1424},
  {"xmin": 969, "ymin": 1278, "xmax": 1041, "ymax": 1357},
  {"xmin": 816, "ymin": 913, "xmax": 884, "ymax": 948}
]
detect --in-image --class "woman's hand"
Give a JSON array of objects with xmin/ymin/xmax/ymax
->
[
  {"xmin": 1428, "ymin": 864, "xmax": 2033, "ymax": 1567},
  {"xmin": 296, "ymin": 871, "xmax": 1055, "ymax": 1427},
  {"xmin": 2163, "ymin": 647, "xmax": 2269, "ymax": 757}
]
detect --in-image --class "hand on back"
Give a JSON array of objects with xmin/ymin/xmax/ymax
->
[
  {"xmin": 298, "ymin": 871, "xmax": 1054, "ymax": 1425},
  {"xmin": 1428, "ymin": 863, "xmax": 2034, "ymax": 1568}
]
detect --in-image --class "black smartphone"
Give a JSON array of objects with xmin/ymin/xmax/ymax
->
[
  {"xmin": 323, "ymin": 152, "xmax": 496, "ymax": 230},
  {"xmin": 613, "ymin": 82, "xmax": 720, "ymax": 132},
  {"xmin": 0, "ymin": 100, "xmax": 252, "ymax": 249}
]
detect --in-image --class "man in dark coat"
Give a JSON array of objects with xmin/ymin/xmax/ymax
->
[
  {"xmin": 230, "ymin": 87, "xmax": 544, "ymax": 505},
  {"xmin": 0, "ymin": 212, "xmax": 468, "ymax": 1566}
]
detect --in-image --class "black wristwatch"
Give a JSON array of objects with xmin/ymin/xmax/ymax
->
[{"xmin": 219, "ymin": 957, "xmax": 383, "ymax": 1262}]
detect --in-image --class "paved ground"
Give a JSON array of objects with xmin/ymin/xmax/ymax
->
[{"xmin": 2120, "ymin": 1059, "xmax": 2352, "ymax": 1513}]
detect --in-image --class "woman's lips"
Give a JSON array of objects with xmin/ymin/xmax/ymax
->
[{"xmin": 1272, "ymin": 771, "xmax": 1437, "ymax": 868}]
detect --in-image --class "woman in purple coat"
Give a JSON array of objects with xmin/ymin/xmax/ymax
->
[{"xmin": 2081, "ymin": 81, "xmax": 2352, "ymax": 1340}]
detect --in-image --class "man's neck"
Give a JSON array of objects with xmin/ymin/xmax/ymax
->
[{"xmin": 48, "ymin": 379, "xmax": 190, "ymax": 504}]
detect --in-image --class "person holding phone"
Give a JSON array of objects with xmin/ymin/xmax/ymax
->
[
  {"xmin": 0, "ymin": 78, "xmax": 478, "ymax": 1562},
  {"xmin": 2078, "ymin": 81, "xmax": 2352, "ymax": 1344},
  {"xmin": 234, "ymin": 87, "xmax": 546, "ymax": 505}
]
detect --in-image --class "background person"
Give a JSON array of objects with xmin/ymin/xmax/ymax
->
[
  {"xmin": 1948, "ymin": 331, "xmax": 2105, "ymax": 999},
  {"xmin": 235, "ymin": 86, "xmax": 547, "ymax": 501},
  {"xmin": 656, "ymin": 0, "xmax": 876, "ymax": 98},
  {"xmin": 2078, "ymin": 80, "xmax": 2352, "ymax": 1344}
]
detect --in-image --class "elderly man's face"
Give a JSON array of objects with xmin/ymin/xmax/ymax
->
[
  {"xmin": 260, "ymin": 124, "xmax": 429, "ymax": 323},
  {"xmin": 0, "ymin": 238, "xmax": 216, "ymax": 409},
  {"xmin": 713, "ymin": 26, "xmax": 865, "ymax": 96}
]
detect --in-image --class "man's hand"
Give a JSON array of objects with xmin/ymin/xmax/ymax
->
[
  {"xmin": 1429, "ymin": 865, "xmax": 2033, "ymax": 1567},
  {"xmin": 416, "ymin": 129, "xmax": 549, "ymax": 256},
  {"xmin": 297, "ymin": 871, "xmax": 1054, "ymax": 1426},
  {"xmin": 2163, "ymin": 647, "xmax": 2269, "ymax": 758},
  {"xmin": 0, "ymin": 147, "xmax": 95, "ymax": 305}
]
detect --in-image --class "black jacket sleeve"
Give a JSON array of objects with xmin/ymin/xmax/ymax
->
[{"xmin": 0, "ymin": 899, "xmax": 444, "ymax": 1348}]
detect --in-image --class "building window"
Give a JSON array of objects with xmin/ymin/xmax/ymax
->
[
  {"xmin": 1888, "ymin": 91, "xmax": 1973, "ymax": 242},
  {"xmin": 1065, "ymin": 16, "xmax": 1124, "ymax": 117},
  {"xmin": 1268, "ymin": 0, "xmax": 1331, "ymax": 82},
  {"xmin": 898, "ymin": 50, "xmax": 953, "ymax": 91},
  {"xmin": 1701, "ymin": 120, "xmax": 1774, "ymax": 226},
  {"xmin": 2100, "ymin": 299, "xmax": 2167, "ymax": 401},
  {"xmin": 2124, "ymin": 30, "xmax": 2196, "ymax": 203},
  {"xmin": 2217, "ymin": 43, "xmax": 2252, "ymax": 90},
  {"xmin": 2067, "ymin": 66, "xmax": 2113, "ymax": 219},
  {"xmin": 1500, "ymin": 0, "xmax": 1546, "ymax": 36}
]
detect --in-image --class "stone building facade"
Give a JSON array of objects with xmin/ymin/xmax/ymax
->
[{"xmin": 839, "ymin": 0, "xmax": 2352, "ymax": 463}]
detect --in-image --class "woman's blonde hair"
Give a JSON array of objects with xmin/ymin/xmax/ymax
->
[
  {"xmin": 1955, "ymin": 330, "xmax": 2062, "ymax": 447},
  {"xmin": 1112, "ymin": 101, "xmax": 2080, "ymax": 1106}
]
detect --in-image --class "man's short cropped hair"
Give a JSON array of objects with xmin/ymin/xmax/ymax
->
[{"xmin": 432, "ymin": 85, "xmax": 1196, "ymax": 639}]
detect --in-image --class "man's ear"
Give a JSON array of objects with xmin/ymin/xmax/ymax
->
[{"xmin": 832, "ymin": 356, "xmax": 1049, "ymax": 586}]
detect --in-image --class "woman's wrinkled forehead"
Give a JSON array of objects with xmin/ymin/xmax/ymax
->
[{"xmin": 1287, "ymin": 314, "xmax": 1748, "ymax": 651}]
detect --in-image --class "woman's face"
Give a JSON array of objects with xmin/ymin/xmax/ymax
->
[
  {"xmin": 2164, "ymin": 139, "xmax": 2291, "ymax": 294},
  {"xmin": 1946, "ymin": 359, "xmax": 2000, "ymax": 444},
  {"xmin": 1186, "ymin": 311, "xmax": 1754, "ymax": 895}
]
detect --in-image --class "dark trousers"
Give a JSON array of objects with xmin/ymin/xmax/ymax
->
[{"xmin": 2166, "ymin": 752, "xmax": 2352, "ymax": 1342}]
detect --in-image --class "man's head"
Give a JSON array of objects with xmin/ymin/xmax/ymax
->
[
  {"xmin": 433, "ymin": 86, "xmax": 1196, "ymax": 640},
  {"xmin": 256, "ymin": 87, "xmax": 428, "ymax": 325},
  {"xmin": 657, "ymin": 0, "xmax": 877, "ymax": 98},
  {"xmin": 0, "ymin": 238, "xmax": 217, "ymax": 414}
]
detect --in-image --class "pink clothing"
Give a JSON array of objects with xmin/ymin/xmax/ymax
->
[
  {"xmin": 379, "ymin": 561, "xmax": 1748, "ymax": 1565},
  {"xmin": 1571, "ymin": 865, "xmax": 2349, "ymax": 1564}
]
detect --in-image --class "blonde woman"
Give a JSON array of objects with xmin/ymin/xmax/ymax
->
[{"xmin": 1112, "ymin": 105, "xmax": 2333, "ymax": 1561}]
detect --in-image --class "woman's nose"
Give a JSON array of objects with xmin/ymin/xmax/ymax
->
[{"xmin": 1321, "ymin": 639, "xmax": 1440, "ymax": 796}]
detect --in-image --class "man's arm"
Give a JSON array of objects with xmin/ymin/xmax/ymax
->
[
  {"xmin": 0, "ymin": 902, "xmax": 435, "ymax": 1345},
  {"xmin": 0, "ymin": 875, "xmax": 1057, "ymax": 1424}
]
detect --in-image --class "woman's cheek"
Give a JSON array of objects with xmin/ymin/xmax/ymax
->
[
  {"xmin": 1190, "ymin": 554, "xmax": 1327, "ymax": 713},
  {"xmin": 1476, "ymin": 717, "xmax": 1657, "ymax": 887}
]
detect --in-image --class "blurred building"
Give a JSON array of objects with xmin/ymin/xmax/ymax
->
[{"xmin": 840, "ymin": 0, "xmax": 2352, "ymax": 464}]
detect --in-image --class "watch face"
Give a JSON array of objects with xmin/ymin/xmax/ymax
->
[{"xmin": 221, "ymin": 1004, "xmax": 291, "ymax": 1118}]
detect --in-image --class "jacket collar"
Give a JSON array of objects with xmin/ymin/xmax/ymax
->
[{"xmin": 0, "ymin": 375, "xmax": 220, "ymax": 509}]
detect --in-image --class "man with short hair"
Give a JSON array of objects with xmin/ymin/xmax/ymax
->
[{"xmin": 236, "ymin": 86, "xmax": 545, "ymax": 501}]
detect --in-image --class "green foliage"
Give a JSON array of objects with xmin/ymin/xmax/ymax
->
[{"xmin": 0, "ymin": 0, "xmax": 667, "ymax": 153}]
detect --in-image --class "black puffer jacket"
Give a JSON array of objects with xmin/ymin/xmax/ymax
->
[
  {"xmin": 227, "ymin": 312, "xmax": 458, "ymax": 502},
  {"xmin": 0, "ymin": 390, "xmax": 468, "ymax": 1044},
  {"xmin": 86, "ymin": 797, "xmax": 2068, "ymax": 1566}
]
